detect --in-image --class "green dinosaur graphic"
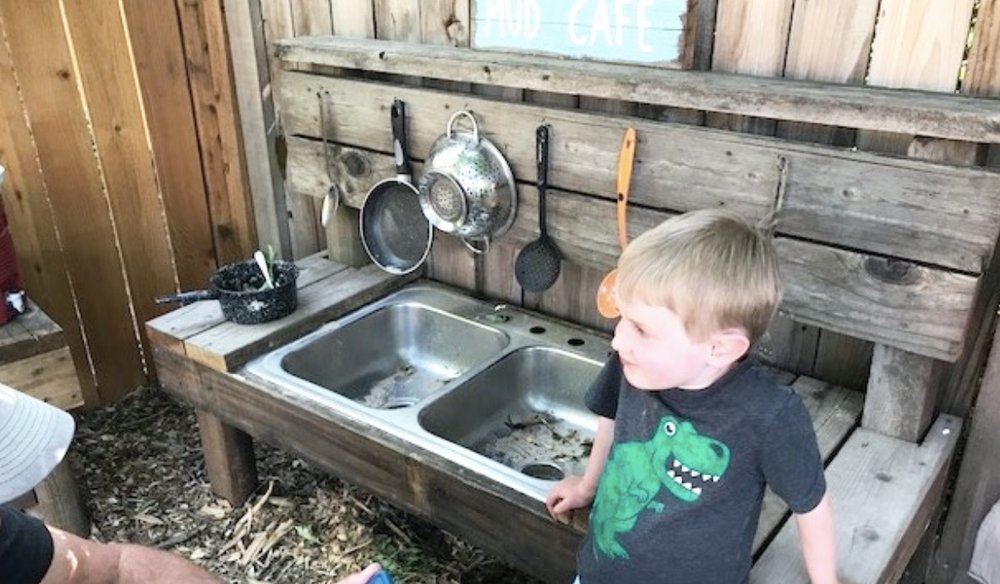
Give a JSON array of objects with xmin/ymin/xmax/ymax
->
[{"xmin": 590, "ymin": 415, "xmax": 731, "ymax": 559}]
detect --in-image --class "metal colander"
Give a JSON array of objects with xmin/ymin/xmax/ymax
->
[
  {"xmin": 424, "ymin": 172, "xmax": 466, "ymax": 223},
  {"xmin": 417, "ymin": 111, "xmax": 516, "ymax": 253}
]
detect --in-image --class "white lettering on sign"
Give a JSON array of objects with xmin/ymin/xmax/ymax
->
[
  {"xmin": 474, "ymin": 0, "xmax": 685, "ymax": 65},
  {"xmin": 481, "ymin": 0, "xmax": 541, "ymax": 40}
]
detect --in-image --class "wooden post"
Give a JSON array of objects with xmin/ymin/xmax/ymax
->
[
  {"xmin": 33, "ymin": 457, "xmax": 90, "ymax": 537},
  {"xmin": 196, "ymin": 411, "xmax": 257, "ymax": 506},
  {"xmin": 863, "ymin": 345, "xmax": 943, "ymax": 441}
]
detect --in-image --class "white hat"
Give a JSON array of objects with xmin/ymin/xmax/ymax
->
[{"xmin": 0, "ymin": 383, "xmax": 75, "ymax": 503}]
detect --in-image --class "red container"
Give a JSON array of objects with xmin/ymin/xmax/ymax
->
[{"xmin": 0, "ymin": 183, "xmax": 24, "ymax": 324}]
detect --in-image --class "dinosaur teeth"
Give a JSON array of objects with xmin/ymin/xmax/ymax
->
[
  {"xmin": 691, "ymin": 470, "xmax": 700, "ymax": 478},
  {"xmin": 713, "ymin": 475, "xmax": 719, "ymax": 482},
  {"xmin": 683, "ymin": 481, "xmax": 693, "ymax": 490},
  {"xmin": 681, "ymin": 464, "xmax": 690, "ymax": 473},
  {"xmin": 693, "ymin": 487, "xmax": 702, "ymax": 496},
  {"xmin": 668, "ymin": 470, "xmax": 676, "ymax": 479},
  {"xmin": 673, "ymin": 475, "xmax": 684, "ymax": 485},
  {"xmin": 673, "ymin": 460, "xmax": 681, "ymax": 469}
]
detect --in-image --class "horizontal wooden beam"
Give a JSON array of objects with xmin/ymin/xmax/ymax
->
[
  {"xmin": 279, "ymin": 73, "xmax": 1000, "ymax": 274},
  {"xmin": 275, "ymin": 36, "xmax": 1000, "ymax": 144}
]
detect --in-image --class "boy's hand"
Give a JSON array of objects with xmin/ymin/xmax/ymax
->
[{"xmin": 546, "ymin": 475, "xmax": 595, "ymax": 522}]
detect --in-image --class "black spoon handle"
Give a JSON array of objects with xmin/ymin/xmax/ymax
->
[{"xmin": 536, "ymin": 124, "xmax": 550, "ymax": 236}]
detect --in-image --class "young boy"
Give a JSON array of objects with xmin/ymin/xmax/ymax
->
[{"xmin": 546, "ymin": 209, "xmax": 839, "ymax": 584}]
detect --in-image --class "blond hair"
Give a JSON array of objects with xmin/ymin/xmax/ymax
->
[{"xmin": 616, "ymin": 209, "xmax": 782, "ymax": 344}]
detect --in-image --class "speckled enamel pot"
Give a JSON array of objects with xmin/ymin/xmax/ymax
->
[
  {"xmin": 156, "ymin": 260, "xmax": 299, "ymax": 325},
  {"xmin": 210, "ymin": 260, "xmax": 299, "ymax": 324}
]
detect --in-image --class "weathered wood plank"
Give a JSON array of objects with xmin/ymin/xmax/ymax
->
[
  {"xmin": 122, "ymin": 0, "xmax": 217, "ymax": 292},
  {"xmin": 330, "ymin": 0, "xmax": 375, "ymax": 37},
  {"xmin": 707, "ymin": 0, "xmax": 793, "ymax": 134},
  {"xmin": 176, "ymin": 0, "xmax": 257, "ymax": 265},
  {"xmin": 184, "ymin": 265, "xmax": 417, "ymax": 371},
  {"xmin": 279, "ymin": 74, "xmax": 1000, "ymax": 273},
  {"xmin": 63, "ymin": 0, "xmax": 180, "ymax": 376},
  {"xmin": 1, "ymin": 0, "xmax": 145, "ymax": 400},
  {"xmin": 0, "ymin": 30, "xmax": 96, "ymax": 403},
  {"xmin": 752, "ymin": 414, "xmax": 961, "ymax": 584},
  {"xmin": 776, "ymin": 239, "xmax": 976, "ymax": 362},
  {"xmin": 274, "ymin": 36, "xmax": 1000, "ymax": 143},
  {"xmin": 223, "ymin": 0, "xmax": 292, "ymax": 258},
  {"xmin": 0, "ymin": 347, "xmax": 83, "ymax": 411}
]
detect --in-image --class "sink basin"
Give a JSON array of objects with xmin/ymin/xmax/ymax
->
[
  {"xmin": 419, "ymin": 347, "xmax": 601, "ymax": 481},
  {"xmin": 279, "ymin": 303, "xmax": 508, "ymax": 408},
  {"xmin": 244, "ymin": 283, "xmax": 611, "ymax": 501}
]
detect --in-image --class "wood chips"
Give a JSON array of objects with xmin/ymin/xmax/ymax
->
[{"xmin": 72, "ymin": 387, "xmax": 544, "ymax": 584}]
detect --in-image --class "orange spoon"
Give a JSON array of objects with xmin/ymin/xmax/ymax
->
[{"xmin": 596, "ymin": 128, "xmax": 636, "ymax": 318}]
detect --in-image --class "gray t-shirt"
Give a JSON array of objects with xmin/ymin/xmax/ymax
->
[{"xmin": 578, "ymin": 354, "xmax": 826, "ymax": 584}]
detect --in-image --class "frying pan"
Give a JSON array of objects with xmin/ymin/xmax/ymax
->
[
  {"xmin": 596, "ymin": 128, "xmax": 637, "ymax": 318},
  {"xmin": 360, "ymin": 99, "xmax": 432, "ymax": 275}
]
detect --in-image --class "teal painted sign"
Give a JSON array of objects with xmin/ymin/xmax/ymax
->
[{"xmin": 472, "ymin": 0, "xmax": 687, "ymax": 65}]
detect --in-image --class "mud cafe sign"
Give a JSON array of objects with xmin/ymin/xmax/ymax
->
[{"xmin": 472, "ymin": 0, "xmax": 686, "ymax": 64}]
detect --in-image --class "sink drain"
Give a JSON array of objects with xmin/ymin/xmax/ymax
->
[{"xmin": 521, "ymin": 462, "xmax": 564, "ymax": 481}]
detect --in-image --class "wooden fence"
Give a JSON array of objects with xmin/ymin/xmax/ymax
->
[{"xmin": 0, "ymin": 0, "xmax": 257, "ymax": 403}]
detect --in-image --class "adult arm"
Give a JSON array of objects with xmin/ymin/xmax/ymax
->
[
  {"xmin": 41, "ymin": 524, "xmax": 222, "ymax": 584},
  {"xmin": 545, "ymin": 415, "xmax": 615, "ymax": 520},
  {"xmin": 794, "ymin": 492, "xmax": 840, "ymax": 584}
]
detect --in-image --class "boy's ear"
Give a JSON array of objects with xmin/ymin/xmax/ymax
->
[{"xmin": 708, "ymin": 329, "xmax": 751, "ymax": 367}]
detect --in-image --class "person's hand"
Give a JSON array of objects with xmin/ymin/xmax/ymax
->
[
  {"xmin": 545, "ymin": 475, "xmax": 595, "ymax": 522},
  {"xmin": 333, "ymin": 563, "xmax": 381, "ymax": 584}
]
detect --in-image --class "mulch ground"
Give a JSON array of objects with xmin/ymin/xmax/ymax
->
[{"xmin": 71, "ymin": 386, "xmax": 547, "ymax": 584}]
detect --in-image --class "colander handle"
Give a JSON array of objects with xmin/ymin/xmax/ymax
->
[
  {"xmin": 446, "ymin": 110, "xmax": 480, "ymax": 143},
  {"xmin": 460, "ymin": 235, "xmax": 490, "ymax": 255}
]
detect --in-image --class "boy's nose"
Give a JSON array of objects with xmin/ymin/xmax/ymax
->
[{"xmin": 611, "ymin": 322, "xmax": 627, "ymax": 352}]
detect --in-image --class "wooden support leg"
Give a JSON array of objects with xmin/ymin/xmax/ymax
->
[
  {"xmin": 196, "ymin": 410, "xmax": 257, "ymax": 506},
  {"xmin": 33, "ymin": 456, "xmax": 90, "ymax": 536},
  {"xmin": 863, "ymin": 345, "xmax": 944, "ymax": 441}
]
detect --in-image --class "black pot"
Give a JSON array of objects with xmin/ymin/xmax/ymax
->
[{"xmin": 155, "ymin": 260, "xmax": 299, "ymax": 324}]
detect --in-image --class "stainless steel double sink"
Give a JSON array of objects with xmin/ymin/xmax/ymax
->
[{"xmin": 243, "ymin": 283, "xmax": 610, "ymax": 501}]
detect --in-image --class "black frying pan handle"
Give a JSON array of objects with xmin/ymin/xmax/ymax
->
[
  {"xmin": 155, "ymin": 289, "xmax": 219, "ymax": 305},
  {"xmin": 536, "ymin": 124, "xmax": 550, "ymax": 235},
  {"xmin": 391, "ymin": 99, "xmax": 412, "ymax": 178}
]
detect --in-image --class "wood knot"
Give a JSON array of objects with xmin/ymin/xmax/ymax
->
[
  {"xmin": 340, "ymin": 151, "xmax": 370, "ymax": 178},
  {"xmin": 864, "ymin": 257, "xmax": 920, "ymax": 285}
]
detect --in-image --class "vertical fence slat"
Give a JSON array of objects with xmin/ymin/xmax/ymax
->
[
  {"xmin": 176, "ymin": 0, "xmax": 257, "ymax": 266},
  {"xmin": 224, "ymin": 0, "xmax": 292, "ymax": 260},
  {"xmin": 707, "ymin": 0, "xmax": 794, "ymax": 134},
  {"xmin": 857, "ymin": 0, "xmax": 977, "ymax": 154},
  {"xmin": 0, "ymin": 21, "xmax": 98, "ymax": 404},
  {"xmin": 122, "ymin": 0, "xmax": 217, "ymax": 291},
  {"xmin": 62, "ymin": 0, "xmax": 180, "ymax": 376},
  {"xmin": 330, "ymin": 0, "xmax": 376, "ymax": 38},
  {"xmin": 0, "ymin": 0, "xmax": 144, "ymax": 401}
]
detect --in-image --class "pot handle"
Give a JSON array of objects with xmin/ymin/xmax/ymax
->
[
  {"xmin": 155, "ymin": 289, "xmax": 220, "ymax": 305},
  {"xmin": 460, "ymin": 235, "xmax": 490, "ymax": 255},
  {"xmin": 446, "ymin": 110, "xmax": 480, "ymax": 143}
]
